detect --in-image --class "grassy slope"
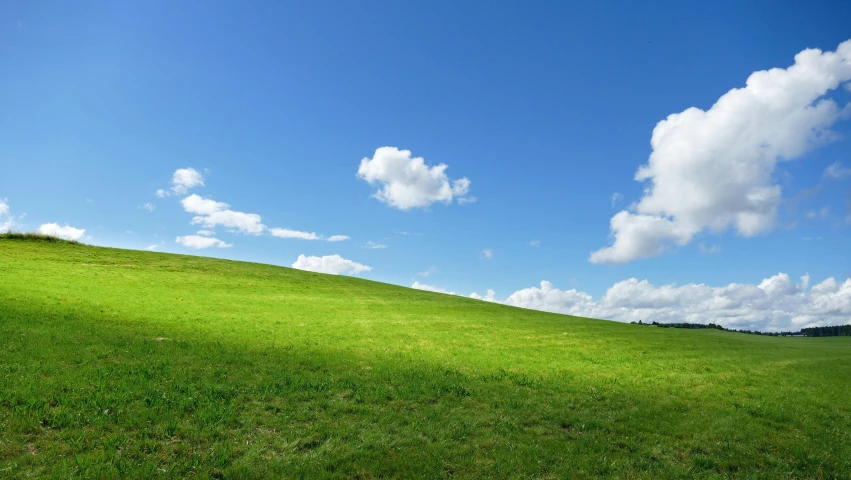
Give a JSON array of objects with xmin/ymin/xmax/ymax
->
[{"xmin": 0, "ymin": 238, "xmax": 849, "ymax": 479}]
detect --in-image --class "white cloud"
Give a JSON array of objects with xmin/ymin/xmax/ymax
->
[
  {"xmin": 292, "ymin": 254, "xmax": 371, "ymax": 275},
  {"xmin": 179, "ymin": 194, "xmax": 265, "ymax": 235},
  {"xmin": 157, "ymin": 168, "xmax": 205, "ymax": 197},
  {"xmin": 364, "ymin": 241, "xmax": 386, "ymax": 249},
  {"xmin": 482, "ymin": 249, "xmax": 494, "ymax": 259},
  {"xmin": 457, "ymin": 196, "xmax": 478, "ymax": 205},
  {"xmin": 327, "ymin": 235, "xmax": 350, "ymax": 242},
  {"xmin": 175, "ymin": 235, "xmax": 231, "ymax": 249},
  {"xmin": 269, "ymin": 228, "xmax": 320, "ymax": 240},
  {"xmin": 824, "ymin": 161, "xmax": 851, "ymax": 179},
  {"xmin": 38, "ymin": 223, "xmax": 85, "ymax": 241},
  {"xmin": 529, "ymin": 239, "xmax": 540, "ymax": 247},
  {"xmin": 0, "ymin": 199, "xmax": 13, "ymax": 233},
  {"xmin": 192, "ymin": 210, "xmax": 265, "ymax": 235},
  {"xmin": 591, "ymin": 39, "xmax": 851, "ymax": 264},
  {"xmin": 171, "ymin": 168, "xmax": 205, "ymax": 194},
  {"xmin": 142, "ymin": 202, "xmax": 155, "ymax": 212},
  {"xmin": 181, "ymin": 194, "xmax": 229, "ymax": 215},
  {"xmin": 357, "ymin": 147, "xmax": 473, "ymax": 209},
  {"xmin": 145, "ymin": 244, "xmax": 159, "ymax": 250},
  {"xmin": 179, "ymin": 192, "xmax": 328, "ymax": 240},
  {"xmin": 196, "ymin": 229, "xmax": 214, "ymax": 236},
  {"xmin": 412, "ymin": 281, "xmax": 456, "ymax": 295},
  {"xmin": 472, "ymin": 273, "xmax": 851, "ymax": 332},
  {"xmin": 469, "ymin": 289, "xmax": 497, "ymax": 302}
]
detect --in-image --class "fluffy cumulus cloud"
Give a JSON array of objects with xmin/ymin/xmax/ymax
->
[
  {"xmin": 171, "ymin": 168, "xmax": 205, "ymax": 194},
  {"xmin": 469, "ymin": 289, "xmax": 497, "ymax": 302},
  {"xmin": 591, "ymin": 39, "xmax": 851, "ymax": 264},
  {"xmin": 181, "ymin": 194, "xmax": 228, "ymax": 215},
  {"xmin": 175, "ymin": 183, "xmax": 335, "ymax": 243},
  {"xmin": 175, "ymin": 235, "xmax": 232, "ymax": 249},
  {"xmin": 470, "ymin": 273, "xmax": 851, "ymax": 332},
  {"xmin": 157, "ymin": 168, "xmax": 205, "ymax": 197},
  {"xmin": 292, "ymin": 254, "xmax": 371, "ymax": 275},
  {"xmin": 38, "ymin": 223, "xmax": 85, "ymax": 241},
  {"xmin": 193, "ymin": 211, "xmax": 265, "ymax": 235},
  {"xmin": 0, "ymin": 199, "xmax": 12, "ymax": 232},
  {"xmin": 180, "ymin": 194, "xmax": 265, "ymax": 235},
  {"xmin": 357, "ymin": 147, "xmax": 473, "ymax": 210},
  {"xmin": 269, "ymin": 228, "xmax": 320, "ymax": 240}
]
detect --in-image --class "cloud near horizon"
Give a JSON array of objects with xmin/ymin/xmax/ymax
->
[
  {"xmin": 0, "ymin": 199, "xmax": 13, "ymax": 233},
  {"xmin": 591, "ymin": 39, "xmax": 851, "ymax": 264},
  {"xmin": 292, "ymin": 254, "xmax": 372, "ymax": 275},
  {"xmin": 176, "ymin": 235, "xmax": 232, "ymax": 249},
  {"xmin": 38, "ymin": 223, "xmax": 85, "ymax": 241},
  {"xmin": 357, "ymin": 147, "xmax": 473, "ymax": 210},
  {"xmin": 467, "ymin": 272, "xmax": 851, "ymax": 332},
  {"xmin": 411, "ymin": 281, "xmax": 456, "ymax": 295}
]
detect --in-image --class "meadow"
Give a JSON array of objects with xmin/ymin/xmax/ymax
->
[{"xmin": 1, "ymin": 235, "xmax": 849, "ymax": 479}]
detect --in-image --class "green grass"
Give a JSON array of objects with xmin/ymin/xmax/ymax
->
[{"xmin": 1, "ymin": 236, "xmax": 849, "ymax": 479}]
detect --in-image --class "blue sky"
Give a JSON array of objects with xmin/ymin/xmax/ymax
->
[{"xmin": 2, "ymin": 1, "xmax": 850, "ymax": 331}]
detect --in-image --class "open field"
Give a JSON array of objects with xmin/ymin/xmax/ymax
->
[{"xmin": 1, "ymin": 236, "xmax": 849, "ymax": 479}]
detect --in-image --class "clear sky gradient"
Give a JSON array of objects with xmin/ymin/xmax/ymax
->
[{"xmin": 2, "ymin": 1, "xmax": 850, "ymax": 331}]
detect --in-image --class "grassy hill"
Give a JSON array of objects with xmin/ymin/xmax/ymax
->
[{"xmin": 1, "ymin": 236, "xmax": 849, "ymax": 479}]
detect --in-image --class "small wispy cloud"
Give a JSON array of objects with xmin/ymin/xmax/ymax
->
[
  {"xmin": 418, "ymin": 266, "xmax": 439, "ymax": 277},
  {"xmin": 823, "ymin": 162, "xmax": 851, "ymax": 180},
  {"xmin": 610, "ymin": 192, "xmax": 622, "ymax": 208},
  {"xmin": 269, "ymin": 228, "xmax": 320, "ymax": 240},
  {"xmin": 698, "ymin": 243, "xmax": 721, "ymax": 254},
  {"xmin": 529, "ymin": 239, "xmax": 540, "ymax": 247},
  {"xmin": 482, "ymin": 249, "xmax": 494, "ymax": 259},
  {"xmin": 327, "ymin": 235, "xmax": 350, "ymax": 242},
  {"xmin": 805, "ymin": 206, "xmax": 830, "ymax": 220},
  {"xmin": 142, "ymin": 202, "xmax": 155, "ymax": 212},
  {"xmin": 364, "ymin": 241, "xmax": 386, "ymax": 249}
]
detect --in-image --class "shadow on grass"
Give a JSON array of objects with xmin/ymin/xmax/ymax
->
[{"xmin": 1, "ymin": 294, "xmax": 849, "ymax": 479}]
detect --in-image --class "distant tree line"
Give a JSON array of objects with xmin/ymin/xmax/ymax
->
[
  {"xmin": 800, "ymin": 324, "xmax": 851, "ymax": 337},
  {"xmin": 630, "ymin": 320, "xmax": 851, "ymax": 337}
]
